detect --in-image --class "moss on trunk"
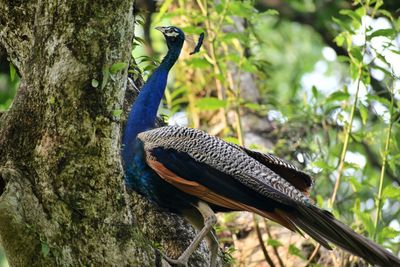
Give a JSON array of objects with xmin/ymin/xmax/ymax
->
[{"xmin": 0, "ymin": 1, "xmax": 213, "ymax": 266}]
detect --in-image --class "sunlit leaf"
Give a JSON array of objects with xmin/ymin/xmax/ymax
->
[
  {"xmin": 325, "ymin": 91, "xmax": 350, "ymax": 103},
  {"xmin": 196, "ymin": 97, "xmax": 227, "ymax": 110},
  {"xmin": 359, "ymin": 104, "xmax": 368, "ymax": 125},
  {"xmin": 367, "ymin": 29, "xmax": 397, "ymax": 40},
  {"xmin": 357, "ymin": 211, "xmax": 375, "ymax": 236},
  {"xmin": 288, "ymin": 244, "xmax": 305, "ymax": 259},
  {"xmin": 267, "ymin": 239, "xmax": 282, "ymax": 248},
  {"xmin": 262, "ymin": 9, "xmax": 279, "ymax": 16},
  {"xmin": 340, "ymin": 10, "xmax": 362, "ymax": 28},
  {"xmin": 223, "ymin": 136, "xmax": 239, "ymax": 145},
  {"xmin": 186, "ymin": 58, "xmax": 211, "ymax": 69},
  {"xmin": 10, "ymin": 63, "xmax": 16, "ymax": 82},
  {"xmin": 41, "ymin": 242, "xmax": 50, "ymax": 257},
  {"xmin": 332, "ymin": 17, "xmax": 354, "ymax": 33},
  {"xmin": 347, "ymin": 176, "xmax": 362, "ymax": 192},
  {"xmin": 110, "ymin": 62, "xmax": 128, "ymax": 74},
  {"xmin": 383, "ymin": 186, "xmax": 400, "ymax": 199},
  {"xmin": 112, "ymin": 109, "xmax": 123, "ymax": 117}
]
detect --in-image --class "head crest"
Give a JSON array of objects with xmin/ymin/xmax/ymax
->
[{"xmin": 188, "ymin": 32, "xmax": 205, "ymax": 55}]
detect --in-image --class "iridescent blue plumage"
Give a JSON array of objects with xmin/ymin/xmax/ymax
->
[
  {"xmin": 122, "ymin": 27, "xmax": 184, "ymax": 163},
  {"xmin": 121, "ymin": 26, "xmax": 192, "ymax": 207}
]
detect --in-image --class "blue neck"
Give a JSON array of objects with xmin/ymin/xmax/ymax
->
[{"xmin": 122, "ymin": 44, "xmax": 182, "ymax": 165}]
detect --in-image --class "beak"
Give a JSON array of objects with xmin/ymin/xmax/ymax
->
[{"xmin": 155, "ymin": 26, "xmax": 166, "ymax": 33}]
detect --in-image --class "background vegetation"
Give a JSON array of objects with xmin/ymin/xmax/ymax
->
[{"xmin": 1, "ymin": 0, "xmax": 399, "ymax": 266}]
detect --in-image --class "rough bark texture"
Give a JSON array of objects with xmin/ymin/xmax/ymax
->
[{"xmin": 0, "ymin": 1, "xmax": 211, "ymax": 266}]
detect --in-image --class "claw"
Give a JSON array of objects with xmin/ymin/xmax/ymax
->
[
  {"xmin": 161, "ymin": 252, "xmax": 189, "ymax": 267},
  {"xmin": 158, "ymin": 202, "xmax": 218, "ymax": 266}
]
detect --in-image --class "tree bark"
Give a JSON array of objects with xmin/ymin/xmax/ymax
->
[{"xmin": 0, "ymin": 1, "xmax": 211, "ymax": 266}]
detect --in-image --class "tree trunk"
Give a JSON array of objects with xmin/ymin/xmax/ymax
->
[{"xmin": 0, "ymin": 1, "xmax": 211, "ymax": 266}]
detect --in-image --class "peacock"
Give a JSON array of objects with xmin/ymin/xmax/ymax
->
[{"xmin": 122, "ymin": 26, "xmax": 400, "ymax": 267}]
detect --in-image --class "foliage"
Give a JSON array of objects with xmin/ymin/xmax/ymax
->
[
  {"xmin": 0, "ymin": 246, "xmax": 8, "ymax": 267},
  {"xmin": 0, "ymin": 64, "xmax": 19, "ymax": 112}
]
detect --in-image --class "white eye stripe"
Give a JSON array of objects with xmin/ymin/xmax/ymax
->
[{"xmin": 165, "ymin": 31, "xmax": 180, "ymax": 37}]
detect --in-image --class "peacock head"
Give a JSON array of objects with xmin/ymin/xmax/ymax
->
[{"xmin": 155, "ymin": 26, "xmax": 185, "ymax": 50}]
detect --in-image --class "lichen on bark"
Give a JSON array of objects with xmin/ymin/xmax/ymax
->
[{"xmin": 0, "ymin": 1, "xmax": 213, "ymax": 266}]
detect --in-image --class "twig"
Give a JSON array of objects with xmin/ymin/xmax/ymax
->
[
  {"xmin": 373, "ymin": 86, "xmax": 394, "ymax": 240},
  {"xmin": 253, "ymin": 215, "xmax": 275, "ymax": 267},
  {"xmin": 303, "ymin": 244, "xmax": 320, "ymax": 267},
  {"xmin": 264, "ymin": 219, "xmax": 285, "ymax": 267},
  {"xmin": 329, "ymin": 66, "xmax": 362, "ymax": 206}
]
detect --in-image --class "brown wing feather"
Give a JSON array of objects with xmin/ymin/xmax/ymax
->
[{"xmin": 147, "ymin": 158, "xmax": 299, "ymax": 232}]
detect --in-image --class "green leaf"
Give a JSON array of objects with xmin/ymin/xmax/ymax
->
[
  {"xmin": 383, "ymin": 186, "xmax": 400, "ymax": 199},
  {"xmin": 380, "ymin": 227, "xmax": 400, "ymax": 240},
  {"xmin": 367, "ymin": 29, "xmax": 397, "ymax": 40},
  {"xmin": 372, "ymin": 65, "xmax": 392, "ymax": 77},
  {"xmin": 312, "ymin": 160, "xmax": 333, "ymax": 171},
  {"xmin": 91, "ymin": 79, "xmax": 99, "ymax": 88},
  {"xmin": 112, "ymin": 109, "xmax": 123, "ymax": 117},
  {"xmin": 347, "ymin": 176, "xmax": 362, "ymax": 192},
  {"xmin": 350, "ymin": 63, "xmax": 359, "ymax": 80},
  {"xmin": 367, "ymin": 95, "xmax": 391, "ymax": 108},
  {"xmin": 288, "ymin": 244, "xmax": 305, "ymax": 259},
  {"xmin": 196, "ymin": 97, "xmax": 227, "ymax": 110},
  {"xmin": 10, "ymin": 63, "xmax": 16, "ymax": 82},
  {"xmin": 101, "ymin": 67, "xmax": 110, "ymax": 90},
  {"xmin": 359, "ymin": 104, "xmax": 368, "ymax": 125},
  {"xmin": 359, "ymin": 212, "xmax": 374, "ymax": 236},
  {"xmin": 376, "ymin": 9, "xmax": 394, "ymax": 21},
  {"xmin": 186, "ymin": 58, "xmax": 211, "ymax": 69},
  {"xmin": 262, "ymin": 9, "xmax": 279, "ymax": 16},
  {"xmin": 133, "ymin": 36, "xmax": 145, "ymax": 45},
  {"xmin": 337, "ymin": 55, "xmax": 350, "ymax": 63},
  {"xmin": 316, "ymin": 195, "xmax": 324, "ymax": 207},
  {"xmin": 332, "ymin": 17, "xmax": 354, "ymax": 33},
  {"xmin": 350, "ymin": 47, "xmax": 363, "ymax": 63},
  {"xmin": 325, "ymin": 91, "xmax": 350, "ymax": 103},
  {"xmin": 223, "ymin": 137, "xmax": 239, "ymax": 145},
  {"xmin": 153, "ymin": 0, "xmax": 174, "ymax": 24},
  {"xmin": 242, "ymin": 60, "xmax": 258, "ymax": 73},
  {"xmin": 41, "ymin": 242, "xmax": 50, "ymax": 257},
  {"xmin": 340, "ymin": 10, "xmax": 362, "ymax": 28},
  {"xmin": 110, "ymin": 62, "xmax": 128, "ymax": 74},
  {"xmin": 334, "ymin": 34, "xmax": 345, "ymax": 47},
  {"xmin": 267, "ymin": 239, "xmax": 282, "ymax": 248},
  {"xmin": 312, "ymin": 86, "xmax": 318, "ymax": 99},
  {"xmin": 244, "ymin": 102, "xmax": 264, "ymax": 111},
  {"xmin": 170, "ymin": 87, "xmax": 188, "ymax": 99},
  {"xmin": 228, "ymin": 2, "xmax": 254, "ymax": 17}
]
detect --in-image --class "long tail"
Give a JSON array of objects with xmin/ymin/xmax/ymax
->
[{"xmin": 281, "ymin": 203, "xmax": 400, "ymax": 266}]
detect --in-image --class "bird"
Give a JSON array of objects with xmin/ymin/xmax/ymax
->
[{"xmin": 121, "ymin": 26, "xmax": 400, "ymax": 267}]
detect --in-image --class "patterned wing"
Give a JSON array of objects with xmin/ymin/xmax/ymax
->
[
  {"xmin": 138, "ymin": 126, "xmax": 310, "ymax": 206},
  {"xmin": 237, "ymin": 147, "xmax": 313, "ymax": 196},
  {"xmin": 144, "ymin": 145, "xmax": 301, "ymax": 231}
]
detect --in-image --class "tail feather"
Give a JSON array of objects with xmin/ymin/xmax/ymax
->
[{"xmin": 282, "ymin": 203, "xmax": 400, "ymax": 266}]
